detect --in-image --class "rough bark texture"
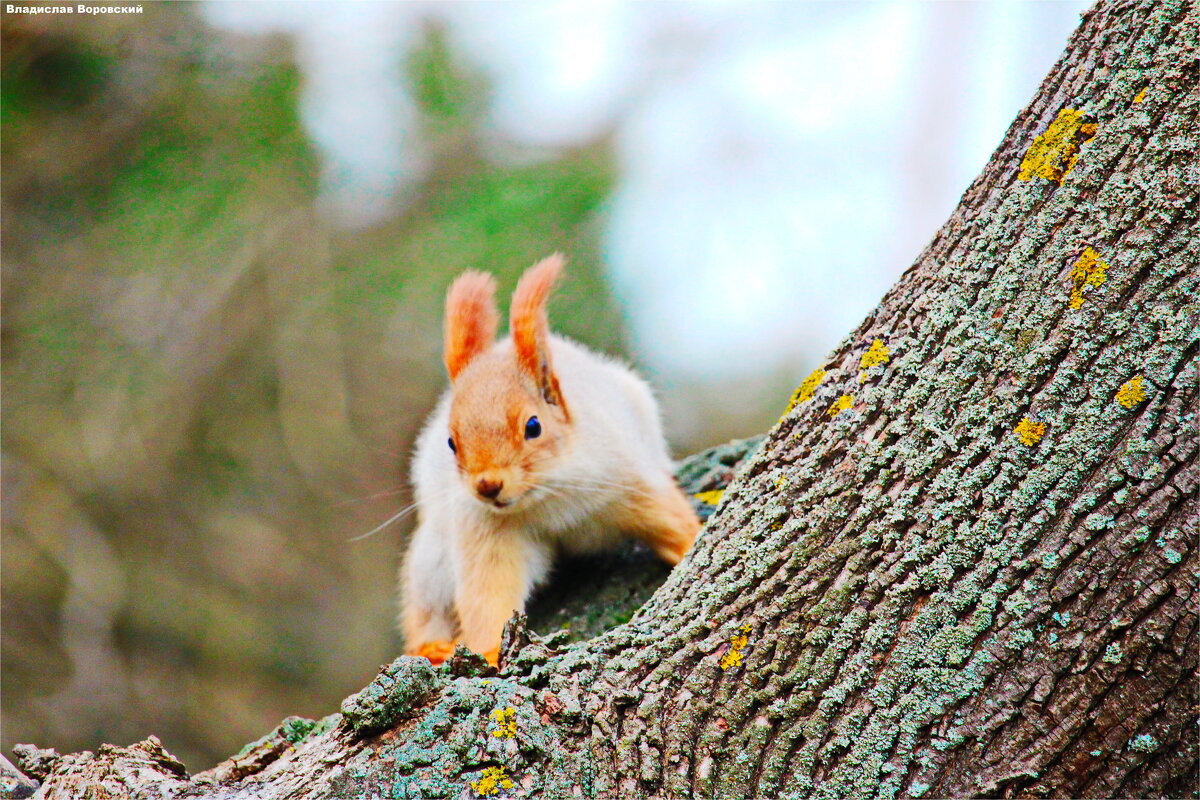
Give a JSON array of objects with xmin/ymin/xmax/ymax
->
[{"xmin": 10, "ymin": 0, "xmax": 1198, "ymax": 798}]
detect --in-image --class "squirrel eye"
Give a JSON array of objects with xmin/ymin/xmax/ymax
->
[
  {"xmin": 524, "ymin": 416, "xmax": 542, "ymax": 440},
  {"xmin": 447, "ymin": 437, "xmax": 456, "ymax": 453}
]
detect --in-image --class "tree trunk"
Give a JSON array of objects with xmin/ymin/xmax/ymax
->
[{"xmin": 12, "ymin": 0, "xmax": 1197, "ymax": 797}]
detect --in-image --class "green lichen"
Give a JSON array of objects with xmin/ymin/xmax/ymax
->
[
  {"xmin": 1102, "ymin": 643, "xmax": 1123, "ymax": 664},
  {"xmin": 1014, "ymin": 328, "xmax": 1039, "ymax": 355},
  {"xmin": 340, "ymin": 656, "xmax": 442, "ymax": 736},
  {"xmin": 1003, "ymin": 592, "xmax": 1032, "ymax": 616},
  {"xmin": 1128, "ymin": 734, "xmax": 1160, "ymax": 753},
  {"xmin": 233, "ymin": 713, "xmax": 335, "ymax": 759},
  {"xmin": 364, "ymin": 673, "xmax": 568, "ymax": 798},
  {"xmin": 234, "ymin": 735, "xmax": 268, "ymax": 760},
  {"xmin": 279, "ymin": 715, "xmax": 317, "ymax": 744}
]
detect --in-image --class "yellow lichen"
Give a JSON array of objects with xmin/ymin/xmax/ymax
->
[
  {"xmin": 1014, "ymin": 418, "xmax": 1047, "ymax": 446},
  {"xmin": 780, "ymin": 368, "xmax": 826, "ymax": 420},
  {"xmin": 1018, "ymin": 108, "xmax": 1097, "ymax": 183},
  {"xmin": 1068, "ymin": 246, "xmax": 1109, "ymax": 309},
  {"xmin": 694, "ymin": 489, "xmax": 724, "ymax": 506},
  {"xmin": 471, "ymin": 766, "xmax": 514, "ymax": 797},
  {"xmin": 860, "ymin": 338, "xmax": 890, "ymax": 370},
  {"xmin": 827, "ymin": 394, "xmax": 854, "ymax": 417},
  {"xmin": 490, "ymin": 707, "xmax": 517, "ymax": 739},
  {"xmin": 1116, "ymin": 376, "xmax": 1147, "ymax": 408},
  {"xmin": 774, "ymin": 475, "xmax": 787, "ymax": 490},
  {"xmin": 1067, "ymin": 122, "xmax": 1098, "ymax": 174},
  {"xmin": 1133, "ymin": 87, "xmax": 1147, "ymax": 103},
  {"xmin": 719, "ymin": 623, "xmax": 752, "ymax": 670}
]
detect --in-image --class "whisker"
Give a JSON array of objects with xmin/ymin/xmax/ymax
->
[
  {"xmin": 355, "ymin": 474, "xmax": 665, "ymax": 542},
  {"xmin": 347, "ymin": 504, "xmax": 420, "ymax": 542},
  {"xmin": 334, "ymin": 487, "xmax": 410, "ymax": 506},
  {"xmin": 543, "ymin": 477, "xmax": 661, "ymax": 501},
  {"xmin": 347, "ymin": 486, "xmax": 456, "ymax": 542},
  {"xmin": 532, "ymin": 484, "xmax": 570, "ymax": 502}
]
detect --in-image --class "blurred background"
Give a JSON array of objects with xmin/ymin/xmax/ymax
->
[{"xmin": 2, "ymin": 0, "xmax": 1087, "ymax": 770}]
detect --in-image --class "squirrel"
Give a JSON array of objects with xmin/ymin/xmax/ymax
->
[{"xmin": 400, "ymin": 254, "xmax": 701, "ymax": 666}]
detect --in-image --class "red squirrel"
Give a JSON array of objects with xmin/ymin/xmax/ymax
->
[{"xmin": 400, "ymin": 254, "xmax": 700, "ymax": 666}]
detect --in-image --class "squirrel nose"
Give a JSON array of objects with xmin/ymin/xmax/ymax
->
[{"xmin": 476, "ymin": 479, "xmax": 503, "ymax": 500}]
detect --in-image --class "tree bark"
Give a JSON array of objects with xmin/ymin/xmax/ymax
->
[{"xmin": 12, "ymin": 0, "xmax": 1198, "ymax": 797}]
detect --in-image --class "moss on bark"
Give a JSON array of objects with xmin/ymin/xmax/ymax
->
[{"xmin": 13, "ymin": 1, "xmax": 1198, "ymax": 797}]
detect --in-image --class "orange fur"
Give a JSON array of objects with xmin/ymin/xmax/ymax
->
[
  {"xmin": 403, "ymin": 254, "xmax": 700, "ymax": 669},
  {"xmin": 510, "ymin": 254, "xmax": 566, "ymax": 408},
  {"xmin": 403, "ymin": 599, "xmax": 457, "ymax": 662},
  {"xmin": 456, "ymin": 530, "xmax": 529, "ymax": 662},
  {"xmin": 609, "ymin": 479, "xmax": 701, "ymax": 565},
  {"xmin": 413, "ymin": 640, "xmax": 457, "ymax": 665},
  {"xmin": 444, "ymin": 270, "xmax": 498, "ymax": 381}
]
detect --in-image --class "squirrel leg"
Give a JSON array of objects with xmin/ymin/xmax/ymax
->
[
  {"xmin": 455, "ymin": 532, "xmax": 529, "ymax": 667},
  {"xmin": 402, "ymin": 595, "xmax": 458, "ymax": 665},
  {"xmin": 613, "ymin": 480, "xmax": 701, "ymax": 565}
]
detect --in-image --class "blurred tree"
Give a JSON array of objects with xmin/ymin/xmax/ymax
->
[
  {"xmin": 13, "ymin": 0, "xmax": 1197, "ymax": 797},
  {"xmin": 2, "ymin": 6, "xmax": 621, "ymax": 770}
]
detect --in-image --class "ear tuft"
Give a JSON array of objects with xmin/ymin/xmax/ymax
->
[
  {"xmin": 510, "ymin": 254, "xmax": 566, "ymax": 406},
  {"xmin": 444, "ymin": 270, "xmax": 499, "ymax": 381}
]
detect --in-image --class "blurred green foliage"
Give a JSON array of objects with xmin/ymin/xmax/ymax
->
[
  {"xmin": 409, "ymin": 26, "xmax": 478, "ymax": 124},
  {"xmin": 2, "ymin": 8, "xmax": 623, "ymax": 769}
]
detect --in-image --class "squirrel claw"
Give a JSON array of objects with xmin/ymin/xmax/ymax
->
[{"xmin": 413, "ymin": 640, "xmax": 457, "ymax": 665}]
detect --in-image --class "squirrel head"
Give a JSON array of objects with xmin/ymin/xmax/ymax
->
[{"xmin": 443, "ymin": 254, "xmax": 572, "ymax": 511}]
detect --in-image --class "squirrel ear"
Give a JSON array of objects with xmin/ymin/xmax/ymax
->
[
  {"xmin": 510, "ymin": 253, "xmax": 568, "ymax": 410},
  {"xmin": 444, "ymin": 270, "xmax": 499, "ymax": 381}
]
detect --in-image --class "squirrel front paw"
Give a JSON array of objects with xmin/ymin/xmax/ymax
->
[{"xmin": 413, "ymin": 640, "xmax": 457, "ymax": 665}]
